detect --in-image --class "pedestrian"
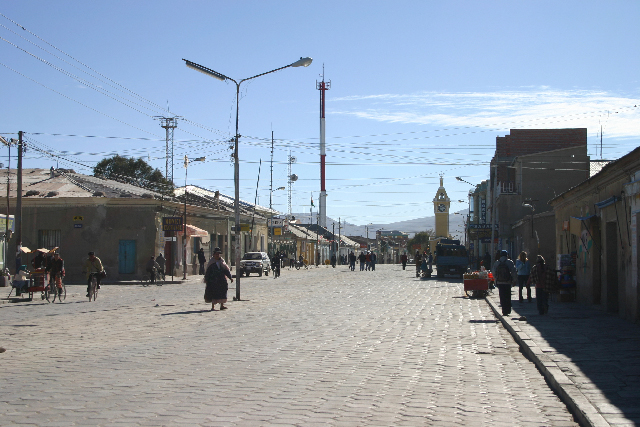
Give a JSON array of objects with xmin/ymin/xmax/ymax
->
[
  {"xmin": 198, "ymin": 248, "xmax": 206, "ymax": 275},
  {"xmin": 370, "ymin": 252, "xmax": 376, "ymax": 271},
  {"xmin": 491, "ymin": 250, "xmax": 517, "ymax": 316},
  {"xmin": 516, "ymin": 251, "xmax": 532, "ymax": 303},
  {"xmin": 400, "ymin": 252, "xmax": 408, "ymax": 270},
  {"xmin": 428, "ymin": 252, "xmax": 433, "ymax": 271},
  {"xmin": 415, "ymin": 250, "xmax": 422, "ymax": 277},
  {"xmin": 156, "ymin": 253, "xmax": 166, "ymax": 279},
  {"xmin": 358, "ymin": 251, "xmax": 366, "ymax": 271},
  {"xmin": 32, "ymin": 250, "xmax": 46, "ymax": 270},
  {"xmin": 528, "ymin": 255, "xmax": 559, "ymax": 315},
  {"xmin": 330, "ymin": 253, "xmax": 336, "ymax": 268},
  {"xmin": 482, "ymin": 252, "xmax": 491, "ymax": 270},
  {"xmin": 204, "ymin": 247, "xmax": 233, "ymax": 311},
  {"xmin": 365, "ymin": 252, "xmax": 371, "ymax": 271},
  {"xmin": 349, "ymin": 251, "xmax": 356, "ymax": 271}
]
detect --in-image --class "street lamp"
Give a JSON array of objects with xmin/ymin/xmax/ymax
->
[
  {"xmin": 456, "ymin": 176, "xmax": 474, "ymax": 186},
  {"xmin": 183, "ymin": 155, "xmax": 206, "ymax": 280},
  {"xmin": 184, "ymin": 56, "xmax": 312, "ymax": 301}
]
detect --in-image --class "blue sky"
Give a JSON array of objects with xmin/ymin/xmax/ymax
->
[{"xmin": 1, "ymin": 1, "xmax": 639, "ymax": 226}]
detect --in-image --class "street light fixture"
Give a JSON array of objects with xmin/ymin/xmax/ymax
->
[
  {"xmin": 183, "ymin": 155, "xmax": 206, "ymax": 280},
  {"xmin": 456, "ymin": 176, "xmax": 474, "ymax": 186},
  {"xmin": 184, "ymin": 56, "xmax": 312, "ymax": 301}
]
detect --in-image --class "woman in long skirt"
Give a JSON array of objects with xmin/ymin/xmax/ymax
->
[{"xmin": 204, "ymin": 247, "xmax": 233, "ymax": 311}]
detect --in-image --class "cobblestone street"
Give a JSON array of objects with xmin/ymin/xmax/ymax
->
[{"xmin": 1, "ymin": 265, "xmax": 578, "ymax": 426}]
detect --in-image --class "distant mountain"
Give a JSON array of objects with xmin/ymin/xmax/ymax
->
[{"xmin": 291, "ymin": 211, "xmax": 467, "ymax": 240}]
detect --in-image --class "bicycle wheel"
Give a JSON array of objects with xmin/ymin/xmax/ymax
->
[
  {"xmin": 89, "ymin": 276, "xmax": 97, "ymax": 301},
  {"xmin": 44, "ymin": 285, "xmax": 52, "ymax": 303},
  {"xmin": 57, "ymin": 283, "xmax": 66, "ymax": 302}
]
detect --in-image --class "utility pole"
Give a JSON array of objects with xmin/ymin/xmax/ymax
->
[
  {"xmin": 269, "ymin": 132, "xmax": 274, "ymax": 252},
  {"xmin": 16, "ymin": 131, "xmax": 23, "ymax": 254},
  {"xmin": 338, "ymin": 217, "xmax": 341, "ymax": 264}
]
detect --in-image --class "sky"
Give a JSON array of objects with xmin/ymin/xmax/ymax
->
[{"xmin": 1, "ymin": 1, "xmax": 639, "ymax": 226}]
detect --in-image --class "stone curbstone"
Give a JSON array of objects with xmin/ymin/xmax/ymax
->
[{"xmin": 486, "ymin": 295, "xmax": 611, "ymax": 427}]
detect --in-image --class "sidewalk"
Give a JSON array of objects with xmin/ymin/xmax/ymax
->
[{"xmin": 487, "ymin": 292, "xmax": 640, "ymax": 427}]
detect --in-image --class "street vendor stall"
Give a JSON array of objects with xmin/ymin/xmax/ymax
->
[
  {"xmin": 463, "ymin": 269, "xmax": 494, "ymax": 298},
  {"xmin": 6, "ymin": 246, "xmax": 59, "ymax": 302}
]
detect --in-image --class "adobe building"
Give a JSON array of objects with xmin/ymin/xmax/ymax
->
[
  {"xmin": 0, "ymin": 168, "xmax": 264, "ymax": 282},
  {"xmin": 550, "ymin": 145, "xmax": 640, "ymax": 322}
]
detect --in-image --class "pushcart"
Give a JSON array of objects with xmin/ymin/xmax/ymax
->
[{"xmin": 463, "ymin": 272, "xmax": 493, "ymax": 298}]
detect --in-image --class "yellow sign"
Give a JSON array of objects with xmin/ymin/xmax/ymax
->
[
  {"xmin": 274, "ymin": 227, "xmax": 282, "ymax": 236},
  {"xmin": 73, "ymin": 216, "xmax": 84, "ymax": 221},
  {"xmin": 240, "ymin": 225, "xmax": 251, "ymax": 232}
]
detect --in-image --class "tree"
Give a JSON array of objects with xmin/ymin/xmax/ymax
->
[
  {"xmin": 407, "ymin": 229, "xmax": 435, "ymax": 254},
  {"xmin": 93, "ymin": 155, "xmax": 174, "ymax": 194}
]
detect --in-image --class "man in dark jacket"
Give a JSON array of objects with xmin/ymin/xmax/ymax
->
[
  {"xmin": 491, "ymin": 250, "xmax": 517, "ymax": 315},
  {"xmin": 197, "ymin": 248, "xmax": 206, "ymax": 275}
]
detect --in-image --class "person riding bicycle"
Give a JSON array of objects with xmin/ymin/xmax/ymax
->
[
  {"xmin": 46, "ymin": 252, "xmax": 65, "ymax": 295},
  {"xmin": 146, "ymin": 256, "xmax": 161, "ymax": 284},
  {"xmin": 84, "ymin": 251, "xmax": 104, "ymax": 297},
  {"xmin": 271, "ymin": 253, "xmax": 281, "ymax": 277}
]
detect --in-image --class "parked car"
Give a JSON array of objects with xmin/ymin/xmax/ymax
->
[{"xmin": 239, "ymin": 252, "xmax": 271, "ymax": 277}]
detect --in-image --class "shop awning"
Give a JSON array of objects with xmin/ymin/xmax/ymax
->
[
  {"xmin": 595, "ymin": 196, "xmax": 620, "ymax": 209},
  {"xmin": 570, "ymin": 215, "xmax": 597, "ymax": 221},
  {"xmin": 177, "ymin": 224, "xmax": 210, "ymax": 242}
]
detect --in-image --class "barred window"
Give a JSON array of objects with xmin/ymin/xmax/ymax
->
[{"xmin": 38, "ymin": 230, "xmax": 61, "ymax": 249}]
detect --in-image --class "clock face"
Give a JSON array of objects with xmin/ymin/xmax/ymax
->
[{"xmin": 437, "ymin": 204, "xmax": 447, "ymax": 212}]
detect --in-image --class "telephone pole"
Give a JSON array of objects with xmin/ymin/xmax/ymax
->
[{"xmin": 316, "ymin": 66, "xmax": 330, "ymax": 228}]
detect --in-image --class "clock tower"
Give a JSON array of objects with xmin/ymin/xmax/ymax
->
[{"xmin": 433, "ymin": 176, "xmax": 450, "ymax": 238}]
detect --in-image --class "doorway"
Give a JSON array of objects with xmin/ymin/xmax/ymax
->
[
  {"xmin": 118, "ymin": 240, "xmax": 136, "ymax": 274},
  {"xmin": 605, "ymin": 222, "xmax": 619, "ymax": 312}
]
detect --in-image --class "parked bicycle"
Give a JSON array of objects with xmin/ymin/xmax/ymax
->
[{"xmin": 142, "ymin": 268, "xmax": 164, "ymax": 286}]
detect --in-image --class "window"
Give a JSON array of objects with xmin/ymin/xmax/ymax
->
[{"xmin": 38, "ymin": 230, "xmax": 61, "ymax": 248}]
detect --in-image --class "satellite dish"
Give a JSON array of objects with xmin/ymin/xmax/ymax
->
[
  {"xmin": 290, "ymin": 174, "xmax": 298, "ymax": 182},
  {"xmin": 290, "ymin": 156, "xmax": 297, "ymax": 163}
]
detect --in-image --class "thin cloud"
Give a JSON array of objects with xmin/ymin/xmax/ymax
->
[{"xmin": 330, "ymin": 89, "xmax": 640, "ymax": 139}]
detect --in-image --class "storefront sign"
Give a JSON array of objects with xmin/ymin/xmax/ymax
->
[
  {"xmin": 0, "ymin": 215, "xmax": 15, "ymax": 231},
  {"xmin": 274, "ymin": 228, "xmax": 282, "ymax": 236},
  {"xmin": 162, "ymin": 217, "xmax": 183, "ymax": 231},
  {"xmin": 480, "ymin": 198, "xmax": 487, "ymax": 224}
]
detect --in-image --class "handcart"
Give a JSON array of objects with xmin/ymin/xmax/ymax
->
[{"xmin": 463, "ymin": 272, "xmax": 493, "ymax": 298}]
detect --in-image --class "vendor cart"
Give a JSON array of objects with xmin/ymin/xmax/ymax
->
[{"xmin": 463, "ymin": 272, "xmax": 493, "ymax": 298}]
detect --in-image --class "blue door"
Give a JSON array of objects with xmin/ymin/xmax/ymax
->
[{"xmin": 119, "ymin": 240, "xmax": 136, "ymax": 274}]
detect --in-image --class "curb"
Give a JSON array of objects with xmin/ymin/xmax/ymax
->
[{"xmin": 486, "ymin": 296, "xmax": 610, "ymax": 427}]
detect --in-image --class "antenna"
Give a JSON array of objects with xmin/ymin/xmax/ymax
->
[
  {"xmin": 154, "ymin": 116, "xmax": 181, "ymax": 188},
  {"xmin": 316, "ymin": 64, "xmax": 331, "ymax": 228}
]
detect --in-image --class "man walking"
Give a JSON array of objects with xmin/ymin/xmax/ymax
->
[
  {"xmin": 492, "ymin": 250, "xmax": 517, "ymax": 316},
  {"xmin": 197, "ymin": 248, "xmax": 206, "ymax": 275},
  {"xmin": 400, "ymin": 252, "xmax": 408, "ymax": 270}
]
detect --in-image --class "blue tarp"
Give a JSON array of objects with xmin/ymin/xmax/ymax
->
[{"xmin": 595, "ymin": 196, "xmax": 620, "ymax": 209}]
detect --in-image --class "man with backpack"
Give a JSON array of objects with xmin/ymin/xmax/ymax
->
[{"xmin": 492, "ymin": 250, "xmax": 517, "ymax": 316}]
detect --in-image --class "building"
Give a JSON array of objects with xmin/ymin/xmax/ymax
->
[
  {"xmin": 429, "ymin": 176, "xmax": 451, "ymax": 253},
  {"xmin": 488, "ymin": 129, "xmax": 589, "ymax": 260},
  {"xmin": 0, "ymin": 168, "xmax": 265, "ymax": 282},
  {"xmin": 550, "ymin": 145, "xmax": 640, "ymax": 322}
]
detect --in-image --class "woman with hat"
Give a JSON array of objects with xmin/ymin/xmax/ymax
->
[{"xmin": 204, "ymin": 247, "xmax": 233, "ymax": 311}]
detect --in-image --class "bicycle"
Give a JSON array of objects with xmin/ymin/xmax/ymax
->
[
  {"xmin": 294, "ymin": 260, "xmax": 308, "ymax": 270},
  {"xmin": 272, "ymin": 264, "xmax": 280, "ymax": 279},
  {"xmin": 46, "ymin": 273, "xmax": 66, "ymax": 303},
  {"xmin": 142, "ymin": 268, "xmax": 164, "ymax": 286},
  {"xmin": 88, "ymin": 272, "xmax": 100, "ymax": 301}
]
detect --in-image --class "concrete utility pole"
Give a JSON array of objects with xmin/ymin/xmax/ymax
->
[{"xmin": 316, "ymin": 66, "xmax": 330, "ymax": 228}]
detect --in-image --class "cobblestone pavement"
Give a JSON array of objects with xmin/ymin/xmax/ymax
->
[{"xmin": 1, "ymin": 265, "xmax": 577, "ymax": 426}]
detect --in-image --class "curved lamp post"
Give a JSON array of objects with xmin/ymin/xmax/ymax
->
[{"xmin": 183, "ymin": 57, "xmax": 312, "ymax": 301}]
